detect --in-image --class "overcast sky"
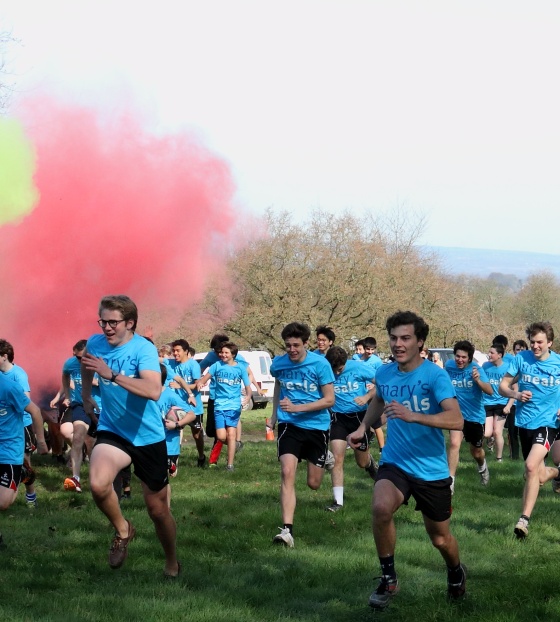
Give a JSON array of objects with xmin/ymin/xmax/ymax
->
[{"xmin": 2, "ymin": 0, "xmax": 559, "ymax": 254}]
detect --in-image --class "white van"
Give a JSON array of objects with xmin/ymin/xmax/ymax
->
[{"xmin": 194, "ymin": 350, "xmax": 275, "ymax": 410}]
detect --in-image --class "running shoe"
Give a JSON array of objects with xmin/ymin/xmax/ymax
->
[
  {"xmin": 552, "ymin": 468, "xmax": 560, "ymax": 493},
  {"xmin": 447, "ymin": 564, "xmax": 467, "ymax": 600},
  {"xmin": 368, "ymin": 576, "xmax": 399, "ymax": 609},
  {"xmin": 325, "ymin": 502, "xmax": 343, "ymax": 512},
  {"xmin": 486, "ymin": 437, "xmax": 495, "ymax": 452},
  {"xmin": 514, "ymin": 516, "xmax": 529, "ymax": 539},
  {"xmin": 272, "ymin": 527, "xmax": 294, "ymax": 548},
  {"xmin": 109, "ymin": 520, "xmax": 136, "ymax": 569},
  {"xmin": 235, "ymin": 441, "xmax": 244, "ymax": 454},
  {"xmin": 197, "ymin": 455, "xmax": 207, "ymax": 468},
  {"xmin": 209, "ymin": 463, "xmax": 218, "ymax": 469},
  {"xmin": 365, "ymin": 456, "xmax": 378, "ymax": 480},
  {"xmin": 26, "ymin": 498, "xmax": 38, "ymax": 508},
  {"xmin": 64, "ymin": 476, "xmax": 82, "ymax": 493},
  {"xmin": 479, "ymin": 465, "xmax": 490, "ymax": 486},
  {"xmin": 225, "ymin": 464, "xmax": 234, "ymax": 472},
  {"xmin": 324, "ymin": 451, "xmax": 335, "ymax": 472}
]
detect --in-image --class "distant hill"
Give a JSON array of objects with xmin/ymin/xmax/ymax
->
[{"xmin": 424, "ymin": 246, "xmax": 560, "ymax": 281}]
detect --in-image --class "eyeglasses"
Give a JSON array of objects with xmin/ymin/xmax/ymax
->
[{"xmin": 97, "ymin": 319, "xmax": 126, "ymax": 329}]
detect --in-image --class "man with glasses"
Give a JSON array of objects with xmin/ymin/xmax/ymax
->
[{"xmin": 81, "ymin": 295, "xmax": 179, "ymax": 577}]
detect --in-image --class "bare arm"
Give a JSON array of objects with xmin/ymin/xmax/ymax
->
[
  {"xmin": 61, "ymin": 372, "xmax": 72, "ymax": 407},
  {"xmin": 268, "ymin": 379, "xmax": 281, "ymax": 428},
  {"xmin": 25, "ymin": 401, "xmax": 48, "ymax": 453},
  {"xmin": 81, "ymin": 353, "xmax": 161, "ymax": 400},
  {"xmin": 383, "ymin": 397, "xmax": 463, "ymax": 431},
  {"xmin": 348, "ymin": 393, "xmax": 385, "ymax": 448},
  {"xmin": 472, "ymin": 367, "xmax": 493, "ymax": 396},
  {"xmin": 499, "ymin": 373, "xmax": 532, "ymax": 402}
]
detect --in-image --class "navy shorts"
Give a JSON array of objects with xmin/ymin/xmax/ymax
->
[{"xmin": 463, "ymin": 420, "xmax": 484, "ymax": 448}]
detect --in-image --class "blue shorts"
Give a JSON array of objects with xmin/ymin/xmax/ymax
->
[{"xmin": 214, "ymin": 409, "xmax": 241, "ymax": 429}]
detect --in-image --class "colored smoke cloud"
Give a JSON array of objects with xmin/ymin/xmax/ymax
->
[
  {"xmin": 0, "ymin": 117, "xmax": 39, "ymax": 225},
  {"xmin": 0, "ymin": 96, "xmax": 239, "ymax": 398}
]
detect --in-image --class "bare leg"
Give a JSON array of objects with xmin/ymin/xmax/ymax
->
[
  {"xmin": 142, "ymin": 482, "xmax": 179, "ymax": 576},
  {"xmin": 89, "ymin": 443, "xmax": 132, "ymax": 538}
]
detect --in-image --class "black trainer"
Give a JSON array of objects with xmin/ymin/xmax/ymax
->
[
  {"xmin": 368, "ymin": 576, "xmax": 399, "ymax": 609},
  {"xmin": 447, "ymin": 564, "xmax": 467, "ymax": 600}
]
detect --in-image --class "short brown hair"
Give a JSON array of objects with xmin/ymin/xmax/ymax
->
[{"xmin": 99, "ymin": 295, "xmax": 138, "ymax": 331}]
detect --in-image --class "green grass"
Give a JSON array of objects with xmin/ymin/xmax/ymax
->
[{"xmin": 1, "ymin": 427, "xmax": 560, "ymax": 621}]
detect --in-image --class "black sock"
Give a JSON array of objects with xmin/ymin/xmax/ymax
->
[
  {"xmin": 379, "ymin": 555, "xmax": 396, "ymax": 580},
  {"xmin": 447, "ymin": 563, "xmax": 464, "ymax": 583},
  {"xmin": 283, "ymin": 524, "xmax": 293, "ymax": 535}
]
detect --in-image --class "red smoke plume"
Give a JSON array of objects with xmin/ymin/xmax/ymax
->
[{"xmin": 0, "ymin": 96, "xmax": 239, "ymax": 399}]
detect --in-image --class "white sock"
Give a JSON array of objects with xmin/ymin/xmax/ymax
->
[
  {"xmin": 478, "ymin": 460, "xmax": 487, "ymax": 473},
  {"xmin": 74, "ymin": 475, "xmax": 80, "ymax": 482},
  {"xmin": 333, "ymin": 486, "xmax": 344, "ymax": 505}
]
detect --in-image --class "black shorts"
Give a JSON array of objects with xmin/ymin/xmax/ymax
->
[
  {"xmin": 59, "ymin": 406, "xmax": 72, "ymax": 425},
  {"xmin": 330, "ymin": 411, "xmax": 372, "ymax": 451},
  {"xmin": 0, "ymin": 464, "xmax": 23, "ymax": 491},
  {"xmin": 462, "ymin": 420, "xmax": 484, "ymax": 448},
  {"xmin": 376, "ymin": 462, "xmax": 453, "ymax": 522},
  {"xmin": 277, "ymin": 422, "xmax": 330, "ymax": 468},
  {"xmin": 24, "ymin": 425, "xmax": 36, "ymax": 454},
  {"xmin": 95, "ymin": 431, "xmax": 169, "ymax": 492},
  {"xmin": 205, "ymin": 398, "xmax": 216, "ymax": 438},
  {"xmin": 485, "ymin": 404, "xmax": 506, "ymax": 419},
  {"xmin": 518, "ymin": 426, "xmax": 559, "ymax": 461},
  {"xmin": 188, "ymin": 414, "xmax": 203, "ymax": 433}
]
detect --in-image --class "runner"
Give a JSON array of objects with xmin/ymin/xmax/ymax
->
[
  {"xmin": 498, "ymin": 322, "xmax": 560, "ymax": 539},
  {"xmin": 445, "ymin": 340, "xmax": 493, "ymax": 493},
  {"xmin": 348, "ymin": 311, "xmax": 466, "ymax": 608},
  {"xmin": 82, "ymin": 295, "xmax": 180, "ymax": 576},
  {"xmin": 268, "ymin": 322, "xmax": 335, "ymax": 548}
]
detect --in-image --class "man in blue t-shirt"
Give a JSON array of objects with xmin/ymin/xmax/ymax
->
[
  {"xmin": 198, "ymin": 342, "xmax": 251, "ymax": 471},
  {"xmin": 324, "ymin": 346, "xmax": 379, "ymax": 512},
  {"xmin": 445, "ymin": 340, "xmax": 493, "ymax": 493},
  {"xmin": 499, "ymin": 321, "xmax": 560, "ymax": 540},
  {"xmin": 0, "ymin": 339, "xmax": 43, "ymax": 508},
  {"xmin": 81, "ymin": 295, "xmax": 179, "ymax": 578},
  {"xmin": 0, "ymin": 373, "xmax": 47, "ymax": 546},
  {"xmin": 348, "ymin": 311, "xmax": 466, "ymax": 609},
  {"xmin": 268, "ymin": 322, "xmax": 335, "ymax": 548},
  {"xmin": 58, "ymin": 339, "xmax": 99, "ymax": 494},
  {"xmin": 168, "ymin": 339, "xmax": 205, "ymax": 467}
]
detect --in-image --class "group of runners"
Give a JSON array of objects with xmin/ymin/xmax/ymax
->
[{"xmin": 2, "ymin": 295, "xmax": 560, "ymax": 610}]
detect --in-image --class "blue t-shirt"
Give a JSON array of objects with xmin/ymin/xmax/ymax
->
[
  {"xmin": 0, "ymin": 374, "xmax": 31, "ymax": 464},
  {"xmin": 1, "ymin": 364, "xmax": 32, "ymax": 427},
  {"xmin": 332, "ymin": 360, "xmax": 376, "ymax": 414},
  {"xmin": 270, "ymin": 350, "xmax": 335, "ymax": 431},
  {"xmin": 508, "ymin": 350, "xmax": 560, "ymax": 430},
  {"xmin": 351, "ymin": 353, "xmax": 363, "ymax": 361},
  {"xmin": 86, "ymin": 333, "xmax": 164, "ymax": 446},
  {"xmin": 207, "ymin": 361, "xmax": 250, "ymax": 411},
  {"xmin": 362, "ymin": 354, "xmax": 383, "ymax": 373},
  {"xmin": 198, "ymin": 352, "xmax": 249, "ymax": 400},
  {"xmin": 445, "ymin": 360, "xmax": 488, "ymax": 424},
  {"xmin": 63, "ymin": 356, "xmax": 83, "ymax": 404},
  {"xmin": 376, "ymin": 360, "xmax": 456, "ymax": 481},
  {"xmin": 157, "ymin": 387, "xmax": 188, "ymax": 455},
  {"xmin": 166, "ymin": 359, "xmax": 203, "ymax": 414},
  {"xmin": 482, "ymin": 361, "xmax": 509, "ymax": 406}
]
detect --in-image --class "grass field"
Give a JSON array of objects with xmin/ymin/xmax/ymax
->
[{"xmin": 2, "ymin": 410, "xmax": 560, "ymax": 622}]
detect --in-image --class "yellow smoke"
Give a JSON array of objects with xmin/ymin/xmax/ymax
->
[{"xmin": 0, "ymin": 117, "xmax": 38, "ymax": 225}]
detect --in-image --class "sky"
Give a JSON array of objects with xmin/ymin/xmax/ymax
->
[{"xmin": 1, "ymin": 0, "xmax": 559, "ymax": 254}]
